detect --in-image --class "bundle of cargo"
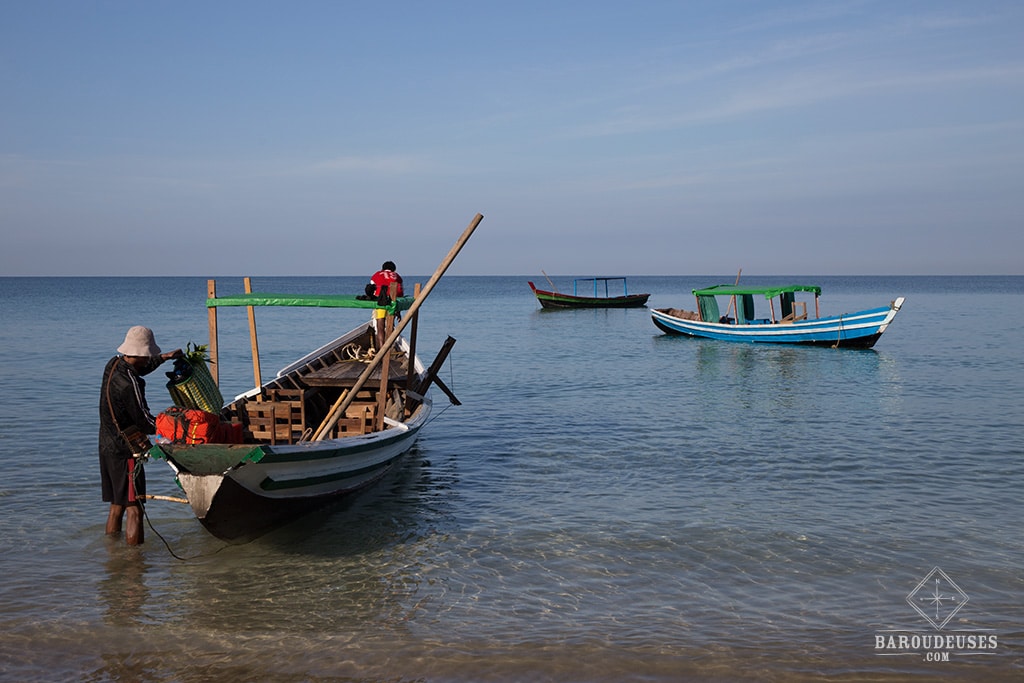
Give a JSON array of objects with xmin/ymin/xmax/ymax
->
[
  {"xmin": 155, "ymin": 406, "xmax": 242, "ymax": 445},
  {"xmin": 165, "ymin": 342, "xmax": 223, "ymax": 413}
]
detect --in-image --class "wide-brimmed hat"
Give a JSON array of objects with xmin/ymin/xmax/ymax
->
[{"xmin": 117, "ymin": 326, "xmax": 162, "ymax": 357}]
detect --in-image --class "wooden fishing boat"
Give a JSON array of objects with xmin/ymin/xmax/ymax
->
[
  {"xmin": 651, "ymin": 284, "xmax": 904, "ymax": 348},
  {"xmin": 146, "ymin": 215, "xmax": 481, "ymax": 541},
  {"xmin": 528, "ymin": 277, "xmax": 650, "ymax": 309}
]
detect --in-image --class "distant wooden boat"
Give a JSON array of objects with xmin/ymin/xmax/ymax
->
[
  {"xmin": 651, "ymin": 284, "xmax": 904, "ymax": 348},
  {"xmin": 528, "ymin": 277, "xmax": 650, "ymax": 309},
  {"xmin": 146, "ymin": 215, "xmax": 481, "ymax": 541}
]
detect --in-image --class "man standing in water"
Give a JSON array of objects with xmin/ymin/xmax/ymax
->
[{"xmin": 99, "ymin": 326, "xmax": 181, "ymax": 545}]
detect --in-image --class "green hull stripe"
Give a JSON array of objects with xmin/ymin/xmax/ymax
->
[{"xmin": 258, "ymin": 457, "xmax": 398, "ymax": 492}]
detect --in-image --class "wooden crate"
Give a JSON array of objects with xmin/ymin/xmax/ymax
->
[
  {"xmin": 329, "ymin": 402, "xmax": 377, "ymax": 437},
  {"xmin": 244, "ymin": 389, "xmax": 306, "ymax": 444}
]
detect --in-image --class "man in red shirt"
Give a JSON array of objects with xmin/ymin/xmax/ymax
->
[{"xmin": 369, "ymin": 261, "xmax": 403, "ymax": 348}]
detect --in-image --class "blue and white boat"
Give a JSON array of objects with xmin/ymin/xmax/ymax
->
[{"xmin": 651, "ymin": 284, "xmax": 904, "ymax": 348}]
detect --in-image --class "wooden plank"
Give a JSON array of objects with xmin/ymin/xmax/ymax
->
[{"xmin": 303, "ymin": 359, "xmax": 405, "ymax": 388}]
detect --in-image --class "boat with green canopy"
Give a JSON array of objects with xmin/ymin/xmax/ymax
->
[
  {"xmin": 651, "ymin": 283, "xmax": 904, "ymax": 348},
  {"xmin": 145, "ymin": 214, "xmax": 482, "ymax": 542}
]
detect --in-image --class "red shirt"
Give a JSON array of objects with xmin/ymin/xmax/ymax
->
[{"xmin": 370, "ymin": 269, "xmax": 403, "ymax": 298}]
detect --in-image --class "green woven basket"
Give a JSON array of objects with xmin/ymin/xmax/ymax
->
[{"xmin": 167, "ymin": 358, "xmax": 224, "ymax": 413}]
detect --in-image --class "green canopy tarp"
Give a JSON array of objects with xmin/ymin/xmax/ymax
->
[
  {"xmin": 691, "ymin": 284, "xmax": 821, "ymax": 299},
  {"xmin": 207, "ymin": 293, "xmax": 415, "ymax": 312}
]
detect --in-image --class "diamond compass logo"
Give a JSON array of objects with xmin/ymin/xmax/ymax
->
[{"xmin": 906, "ymin": 567, "xmax": 969, "ymax": 630}]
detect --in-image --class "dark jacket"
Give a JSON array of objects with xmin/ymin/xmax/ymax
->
[{"xmin": 98, "ymin": 356, "xmax": 161, "ymax": 459}]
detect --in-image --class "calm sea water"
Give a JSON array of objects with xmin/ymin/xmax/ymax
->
[{"xmin": 0, "ymin": 275, "xmax": 1021, "ymax": 682}]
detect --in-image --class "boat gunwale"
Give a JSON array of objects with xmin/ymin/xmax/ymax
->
[{"xmin": 652, "ymin": 303, "xmax": 896, "ymax": 331}]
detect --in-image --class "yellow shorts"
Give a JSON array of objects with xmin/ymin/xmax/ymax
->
[{"xmin": 374, "ymin": 308, "xmax": 387, "ymax": 320}]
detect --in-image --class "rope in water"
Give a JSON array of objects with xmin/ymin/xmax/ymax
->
[{"xmin": 131, "ymin": 456, "xmax": 230, "ymax": 561}]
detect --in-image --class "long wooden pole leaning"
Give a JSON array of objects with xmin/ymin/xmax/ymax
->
[{"xmin": 311, "ymin": 213, "xmax": 484, "ymax": 441}]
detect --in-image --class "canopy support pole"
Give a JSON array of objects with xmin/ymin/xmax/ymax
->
[
  {"xmin": 244, "ymin": 276, "xmax": 262, "ymax": 391},
  {"xmin": 375, "ymin": 282, "xmax": 398, "ymax": 431},
  {"xmin": 724, "ymin": 268, "xmax": 742, "ymax": 323},
  {"xmin": 207, "ymin": 279, "xmax": 219, "ymax": 385},
  {"xmin": 405, "ymin": 282, "xmax": 422, "ymax": 394}
]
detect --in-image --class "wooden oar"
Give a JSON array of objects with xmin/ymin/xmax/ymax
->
[
  {"xmin": 541, "ymin": 270, "xmax": 559, "ymax": 293},
  {"xmin": 144, "ymin": 494, "xmax": 190, "ymax": 504},
  {"xmin": 311, "ymin": 213, "xmax": 484, "ymax": 441}
]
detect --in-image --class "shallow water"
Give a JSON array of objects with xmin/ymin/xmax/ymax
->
[{"xmin": 0, "ymin": 275, "xmax": 1021, "ymax": 681}]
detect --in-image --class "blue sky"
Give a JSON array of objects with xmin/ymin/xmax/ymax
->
[{"xmin": 2, "ymin": 1, "xmax": 1021, "ymax": 276}]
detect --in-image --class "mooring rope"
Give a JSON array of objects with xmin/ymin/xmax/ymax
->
[
  {"xmin": 424, "ymin": 351, "xmax": 460, "ymax": 427},
  {"xmin": 132, "ymin": 457, "xmax": 230, "ymax": 561},
  {"xmin": 832, "ymin": 314, "xmax": 845, "ymax": 349},
  {"xmin": 342, "ymin": 342, "xmax": 374, "ymax": 362}
]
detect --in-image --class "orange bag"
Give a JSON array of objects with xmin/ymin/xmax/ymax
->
[{"xmin": 156, "ymin": 407, "xmax": 223, "ymax": 445}]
